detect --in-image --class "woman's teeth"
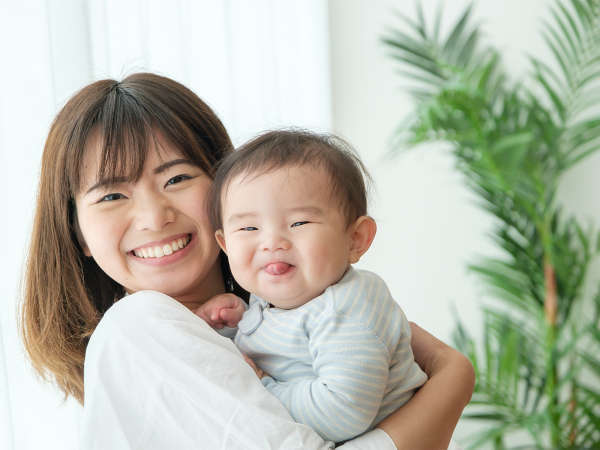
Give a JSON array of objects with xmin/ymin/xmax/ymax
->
[{"xmin": 133, "ymin": 235, "xmax": 190, "ymax": 258}]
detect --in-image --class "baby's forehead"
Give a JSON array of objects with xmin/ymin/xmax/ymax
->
[
  {"xmin": 222, "ymin": 164, "xmax": 346, "ymax": 217},
  {"xmin": 225, "ymin": 163, "xmax": 335, "ymax": 197}
]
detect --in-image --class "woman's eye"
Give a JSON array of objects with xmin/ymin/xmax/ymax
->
[
  {"xmin": 291, "ymin": 221, "xmax": 309, "ymax": 228},
  {"xmin": 165, "ymin": 174, "xmax": 192, "ymax": 186},
  {"xmin": 99, "ymin": 193, "xmax": 125, "ymax": 203},
  {"xmin": 240, "ymin": 226, "xmax": 258, "ymax": 231}
]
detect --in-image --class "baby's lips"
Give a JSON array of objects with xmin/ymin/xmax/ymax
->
[{"xmin": 264, "ymin": 262, "xmax": 292, "ymax": 275}]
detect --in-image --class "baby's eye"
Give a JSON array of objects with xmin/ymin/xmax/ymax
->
[
  {"xmin": 98, "ymin": 193, "xmax": 126, "ymax": 203},
  {"xmin": 291, "ymin": 221, "xmax": 309, "ymax": 228},
  {"xmin": 240, "ymin": 226, "xmax": 258, "ymax": 231},
  {"xmin": 165, "ymin": 174, "xmax": 192, "ymax": 186}
]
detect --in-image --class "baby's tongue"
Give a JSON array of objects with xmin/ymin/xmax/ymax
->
[{"xmin": 265, "ymin": 262, "xmax": 291, "ymax": 275}]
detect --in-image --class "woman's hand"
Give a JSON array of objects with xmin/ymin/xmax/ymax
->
[
  {"xmin": 194, "ymin": 293, "xmax": 246, "ymax": 329},
  {"xmin": 376, "ymin": 322, "xmax": 475, "ymax": 450}
]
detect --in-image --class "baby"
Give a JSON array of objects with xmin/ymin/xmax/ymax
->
[{"xmin": 207, "ymin": 129, "xmax": 427, "ymax": 443}]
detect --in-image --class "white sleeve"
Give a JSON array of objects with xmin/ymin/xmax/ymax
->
[
  {"xmin": 80, "ymin": 290, "xmax": 396, "ymax": 450},
  {"xmin": 338, "ymin": 429, "xmax": 396, "ymax": 450}
]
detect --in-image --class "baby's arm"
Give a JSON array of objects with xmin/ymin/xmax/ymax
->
[
  {"xmin": 194, "ymin": 293, "xmax": 245, "ymax": 329},
  {"xmin": 261, "ymin": 313, "xmax": 388, "ymax": 443}
]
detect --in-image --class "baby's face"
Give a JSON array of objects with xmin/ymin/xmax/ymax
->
[{"xmin": 217, "ymin": 165, "xmax": 353, "ymax": 309}]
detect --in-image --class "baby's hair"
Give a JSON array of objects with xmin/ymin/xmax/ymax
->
[{"xmin": 209, "ymin": 129, "xmax": 372, "ymax": 230}]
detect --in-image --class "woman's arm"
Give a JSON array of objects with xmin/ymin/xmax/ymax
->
[{"xmin": 376, "ymin": 322, "xmax": 475, "ymax": 450}]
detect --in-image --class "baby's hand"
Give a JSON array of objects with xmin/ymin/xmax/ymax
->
[
  {"xmin": 195, "ymin": 293, "xmax": 245, "ymax": 329},
  {"xmin": 243, "ymin": 354, "xmax": 266, "ymax": 379}
]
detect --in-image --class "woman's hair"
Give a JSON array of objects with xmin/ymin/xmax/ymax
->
[
  {"xmin": 21, "ymin": 73, "xmax": 234, "ymax": 404},
  {"xmin": 209, "ymin": 129, "xmax": 372, "ymax": 231}
]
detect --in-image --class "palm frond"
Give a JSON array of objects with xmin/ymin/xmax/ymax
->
[{"xmin": 384, "ymin": 1, "xmax": 600, "ymax": 448}]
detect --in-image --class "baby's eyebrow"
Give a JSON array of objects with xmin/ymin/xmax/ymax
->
[
  {"xmin": 286, "ymin": 206, "xmax": 324, "ymax": 215},
  {"xmin": 227, "ymin": 212, "xmax": 258, "ymax": 225}
]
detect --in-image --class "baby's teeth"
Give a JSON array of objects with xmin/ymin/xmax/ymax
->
[
  {"xmin": 141, "ymin": 248, "xmax": 148, "ymax": 258},
  {"xmin": 177, "ymin": 238, "xmax": 184, "ymax": 248},
  {"xmin": 163, "ymin": 244, "xmax": 173, "ymax": 255},
  {"xmin": 171, "ymin": 242, "xmax": 179, "ymax": 251},
  {"xmin": 154, "ymin": 246, "xmax": 164, "ymax": 257},
  {"xmin": 147, "ymin": 247, "xmax": 155, "ymax": 257}
]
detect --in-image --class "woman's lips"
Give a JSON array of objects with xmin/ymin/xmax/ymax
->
[{"xmin": 264, "ymin": 262, "xmax": 293, "ymax": 275}]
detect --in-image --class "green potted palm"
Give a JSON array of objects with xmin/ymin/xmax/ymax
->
[{"xmin": 382, "ymin": 1, "xmax": 600, "ymax": 448}]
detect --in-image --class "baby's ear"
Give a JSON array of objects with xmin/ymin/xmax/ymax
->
[
  {"xmin": 215, "ymin": 229, "xmax": 227, "ymax": 253},
  {"xmin": 348, "ymin": 216, "xmax": 377, "ymax": 264}
]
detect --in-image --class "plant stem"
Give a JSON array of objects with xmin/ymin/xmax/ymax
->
[
  {"xmin": 544, "ymin": 258, "xmax": 557, "ymax": 326},
  {"xmin": 543, "ymin": 257, "xmax": 560, "ymax": 447},
  {"xmin": 569, "ymin": 378, "xmax": 577, "ymax": 446}
]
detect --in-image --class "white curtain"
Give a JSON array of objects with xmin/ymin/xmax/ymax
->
[{"xmin": 0, "ymin": 1, "xmax": 331, "ymax": 449}]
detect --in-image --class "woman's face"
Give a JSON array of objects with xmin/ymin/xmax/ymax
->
[{"xmin": 75, "ymin": 131, "xmax": 223, "ymax": 308}]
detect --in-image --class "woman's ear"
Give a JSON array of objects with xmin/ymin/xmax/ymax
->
[
  {"xmin": 215, "ymin": 229, "xmax": 227, "ymax": 253},
  {"xmin": 348, "ymin": 216, "xmax": 377, "ymax": 264}
]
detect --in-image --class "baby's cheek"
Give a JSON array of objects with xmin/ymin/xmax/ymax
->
[{"xmin": 228, "ymin": 252, "xmax": 255, "ymax": 289}]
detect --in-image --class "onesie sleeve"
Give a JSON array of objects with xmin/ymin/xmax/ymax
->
[{"xmin": 262, "ymin": 309, "xmax": 390, "ymax": 443}]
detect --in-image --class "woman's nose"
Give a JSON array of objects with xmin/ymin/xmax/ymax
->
[
  {"xmin": 262, "ymin": 231, "xmax": 291, "ymax": 252},
  {"xmin": 133, "ymin": 192, "xmax": 176, "ymax": 231}
]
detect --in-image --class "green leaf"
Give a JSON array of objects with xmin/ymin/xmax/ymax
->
[
  {"xmin": 433, "ymin": 2, "xmax": 444, "ymax": 42},
  {"xmin": 557, "ymin": 1, "xmax": 583, "ymax": 47},
  {"xmin": 534, "ymin": 67, "xmax": 566, "ymax": 120},
  {"xmin": 443, "ymin": 3, "xmax": 474, "ymax": 57},
  {"xmin": 541, "ymin": 29, "xmax": 573, "ymax": 88},
  {"xmin": 549, "ymin": 5, "xmax": 580, "ymax": 66}
]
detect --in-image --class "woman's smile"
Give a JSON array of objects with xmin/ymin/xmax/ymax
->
[
  {"xmin": 129, "ymin": 232, "xmax": 195, "ymax": 265},
  {"xmin": 131, "ymin": 233, "xmax": 192, "ymax": 259}
]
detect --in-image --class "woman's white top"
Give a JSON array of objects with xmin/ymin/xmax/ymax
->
[{"xmin": 79, "ymin": 290, "xmax": 396, "ymax": 450}]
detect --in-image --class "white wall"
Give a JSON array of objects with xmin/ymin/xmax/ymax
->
[{"xmin": 328, "ymin": 0, "xmax": 600, "ymax": 446}]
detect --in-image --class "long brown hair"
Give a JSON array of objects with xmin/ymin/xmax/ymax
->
[{"xmin": 21, "ymin": 73, "xmax": 233, "ymax": 404}]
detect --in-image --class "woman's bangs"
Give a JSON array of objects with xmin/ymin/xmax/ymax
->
[{"xmin": 94, "ymin": 91, "xmax": 151, "ymax": 184}]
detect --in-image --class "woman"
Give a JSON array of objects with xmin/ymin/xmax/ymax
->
[{"xmin": 21, "ymin": 73, "xmax": 474, "ymax": 449}]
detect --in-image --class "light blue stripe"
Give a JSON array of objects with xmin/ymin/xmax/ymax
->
[{"xmin": 235, "ymin": 268, "xmax": 427, "ymax": 443}]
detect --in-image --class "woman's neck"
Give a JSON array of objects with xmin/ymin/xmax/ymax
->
[{"xmin": 175, "ymin": 263, "xmax": 227, "ymax": 312}]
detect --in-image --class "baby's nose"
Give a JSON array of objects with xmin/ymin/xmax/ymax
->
[{"xmin": 262, "ymin": 232, "xmax": 291, "ymax": 251}]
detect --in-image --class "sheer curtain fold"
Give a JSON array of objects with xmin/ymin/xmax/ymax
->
[
  {"xmin": 1, "ymin": 1, "xmax": 331, "ymax": 449},
  {"xmin": 85, "ymin": 0, "xmax": 331, "ymax": 143}
]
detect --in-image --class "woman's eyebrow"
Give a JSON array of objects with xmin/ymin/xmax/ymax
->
[
  {"xmin": 153, "ymin": 158, "xmax": 194, "ymax": 174},
  {"xmin": 85, "ymin": 159, "xmax": 194, "ymax": 195},
  {"xmin": 85, "ymin": 177, "xmax": 128, "ymax": 195}
]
